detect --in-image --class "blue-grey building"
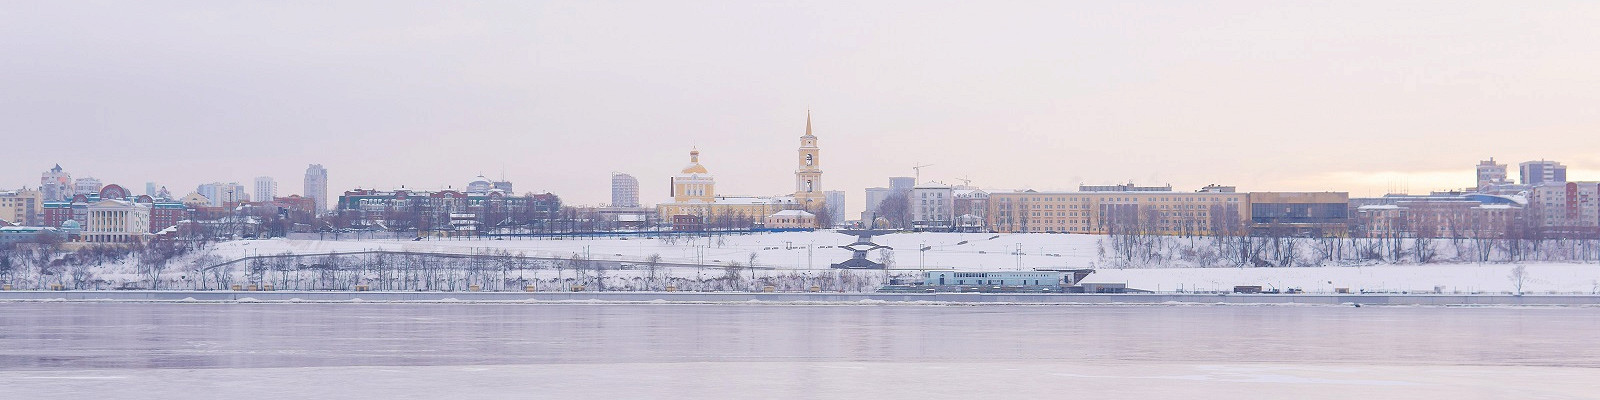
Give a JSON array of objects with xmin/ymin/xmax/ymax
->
[
  {"xmin": 922, "ymin": 271, "xmax": 1071, "ymax": 287},
  {"xmin": 0, "ymin": 226, "xmax": 61, "ymax": 244}
]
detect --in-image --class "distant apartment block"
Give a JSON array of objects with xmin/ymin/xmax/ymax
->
[
  {"xmin": 336, "ymin": 188, "xmax": 560, "ymax": 235},
  {"xmin": 254, "ymin": 177, "xmax": 278, "ymax": 203},
  {"xmin": 197, "ymin": 182, "xmax": 247, "ymax": 207},
  {"xmin": 40, "ymin": 164, "xmax": 72, "ymax": 201},
  {"xmin": 1529, "ymin": 182, "xmax": 1600, "ymax": 234},
  {"xmin": 305, "ymin": 164, "xmax": 328, "ymax": 213},
  {"xmin": 0, "ymin": 189, "xmax": 43, "ymax": 226},
  {"xmin": 611, "ymin": 172, "xmax": 640, "ymax": 208},
  {"xmin": 1520, "ymin": 160, "xmax": 1567, "ymax": 186},
  {"xmin": 73, "ymin": 177, "xmax": 103, "ymax": 197},
  {"xmin": 911, "ymin": 185, "xmax": 953, "ymax": 230},
  {"xmin": 1476, "ymin": 158, "xmax": 1508, "ymax": 189},
  {"xmin": 823, "ymin": 190, "xmax": 844, "ymax": 226}
]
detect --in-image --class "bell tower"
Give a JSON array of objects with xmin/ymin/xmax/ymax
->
[{"xmin": 794, "ymin": 111, "xmax": 824, "ymax": 210}]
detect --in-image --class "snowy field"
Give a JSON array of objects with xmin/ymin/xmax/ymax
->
[{"xmin": 185, "ymin": 231, "xmax": 1600, "ymax": 294}]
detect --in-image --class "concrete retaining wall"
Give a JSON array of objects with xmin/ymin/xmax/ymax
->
[{"xmin": 0, "ymin": 291, "xmax": 1596, "ymax": 305}]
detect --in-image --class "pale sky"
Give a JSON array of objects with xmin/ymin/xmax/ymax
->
[{"xmin": 5, "ymin": 1, "xmax": 1600, "ymax": 217}]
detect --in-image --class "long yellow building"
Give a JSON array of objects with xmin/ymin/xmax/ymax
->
[{"xmin": 986, "ymin": 185, "xmax": 1248, "ymax": 234}]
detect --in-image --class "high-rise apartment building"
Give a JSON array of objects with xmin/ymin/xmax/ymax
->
[
  {"xmin": 197, "ymin": 182, "xmax": 247, "ymax": 206},
  {"xmin": 254, "ymin": 177, "xmax": 277, "ymax": 204},
  {"xmin": 1520, "ymin": 160, "xmax": 1568, "ymax": 186},
  {"xmin": 1476, "ymin": 158, "xmax": 1507, "ymax": 189},
  {"xmin": 611, "ymin": 172, "xmax": 640, "ymax": 207},
  {"xmin": 304, "ymin": 164, "xmax": 328, "ymax": 213},
  {"xmin": 40, "ymin": 164, "xmax": 72, "ymax": 201}
]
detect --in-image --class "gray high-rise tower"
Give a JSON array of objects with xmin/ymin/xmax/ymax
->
[
  {"xmin": 254, "ymin": 176, "xmax": 278, "ymax": 203},
  {"xmin": 611, "ymin": 172, "xmax": 640, "ymax": 208},
  {"xmin": 304, "ymin": 164, "xmax": 328, "ymax": 213}
]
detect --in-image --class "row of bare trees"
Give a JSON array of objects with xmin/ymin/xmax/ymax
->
[
  {"xmin": 7, "ymin": 245, "xmax": 899, "ymax": 292},
  {"xmin": 1097, "ymin": 202, "xmax": 1600, "ymax": 268},
  {"xmin": 0, "ymin": 236, "xmax": 210, "ymax": 290}
]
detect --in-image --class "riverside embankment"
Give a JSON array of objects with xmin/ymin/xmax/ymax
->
[{"xmin": 1, "ymin": 290, "xmax": 1597, "ymax": 306}]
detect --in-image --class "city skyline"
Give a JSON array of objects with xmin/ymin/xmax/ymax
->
[
  {"xmin": 5, "ymin": 2, "xmax": 1600, "ymax": 216},
  {"xmin": 16, "ymin": 152, "xmax": 1597, "ymax": 217}
]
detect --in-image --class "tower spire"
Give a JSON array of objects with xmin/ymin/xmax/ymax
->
[{"xmin": 804, "ymin": 110, "xmax": 813, "ymax": 137}]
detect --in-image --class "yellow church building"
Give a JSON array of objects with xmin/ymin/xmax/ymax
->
[{"xmin": 656, "ymin": 113, "xmax": 827, "ymax": 228}]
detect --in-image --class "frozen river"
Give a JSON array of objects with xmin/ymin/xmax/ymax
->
[{"xmin": 2, "ymin": 303, "xmax": 1597, "ymax": 399}]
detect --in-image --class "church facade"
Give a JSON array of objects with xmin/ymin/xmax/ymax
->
[{"xmin": 656, "ymin": 113, "xmax": 828, "ymax": 229}]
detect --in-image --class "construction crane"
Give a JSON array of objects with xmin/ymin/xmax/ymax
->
[{"xmin": 913, "ymin": 163, "xmax": 934, "ymax": 185}]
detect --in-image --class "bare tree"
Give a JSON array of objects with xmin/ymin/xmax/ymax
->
[
  {"xmin": 186, "ymin": 252, "xmax": 221, "ymax": 290},
  {"xmin": 722, "ymin": 261, "xmax": 744, "ymax": 290},
  {"xmin": 1509, "ymin": 264, "xmax": 1528, "ymax": 295},
  {"xmin": 876, "ymin": 191, "xmax": 912, "ymax": 229},
  {"xmin": 643, "ymin": 253, "xmax": 663, "ymax": 290},
  {"xmin": 813, "ymin": 203, "xmax": 834, "ymax": 228},
  {"xmin": 747, "ymin": 252, "xmax": 759, "ymax": 282},
  {"xmin": 0, "ymin": 245, "xmax": 16, "ymax": 285}
]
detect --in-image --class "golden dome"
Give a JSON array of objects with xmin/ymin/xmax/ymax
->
[{"xmin": 681, "ymin": 150, "xmax": 709, "ymax": 174}]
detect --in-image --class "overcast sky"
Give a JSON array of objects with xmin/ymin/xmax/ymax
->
[{"xmin": 4, "ymin": 1, "xmax": 1600, "ymax": 216}]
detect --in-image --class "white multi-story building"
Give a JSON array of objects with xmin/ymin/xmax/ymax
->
[
  {"xmin": 305, "ymin": 164, "xmax": 328, "ymax": 213},
  {"xmin": 84, "ymin": 199, "xmax": 151, "ymax": 243},
  {"xmin": 197, "ymin": 182, "xmax": 247, "ymax": 207},
  {"xmin": 254, "ymin": 177, "xmax": 277, "ymax": 203},
  {"xmin": 911, "ymin": 185, "xmax": 955, "ymax": 230},
  {"xmin": 73, "ymin": 177, "xmax": 103, "ymax": 197},
  {"xmin": 611, "ymin": 172, "xmax": 640, "ymax": 208}
]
